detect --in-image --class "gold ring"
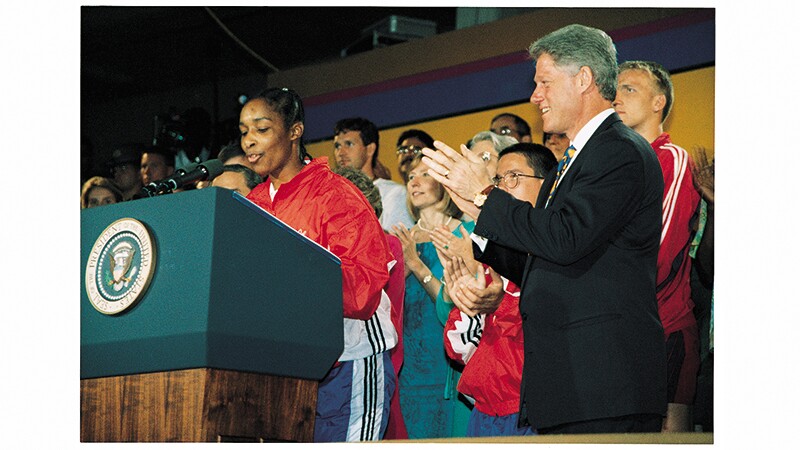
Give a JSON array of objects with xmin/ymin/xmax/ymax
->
[{"xmin": 443, "ymin": 170, "xmax": 450, "ymax": 178}]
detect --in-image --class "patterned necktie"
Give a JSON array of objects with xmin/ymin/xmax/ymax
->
[{"xmin": 546, "ymin": 145, "xmax": 576, "ymax": 207}]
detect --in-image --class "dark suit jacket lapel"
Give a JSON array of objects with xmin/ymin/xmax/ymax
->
[
  {"xmin": 536, "ymin": 167, "xmax": 556, "ymax": 208},
  {"xmin": 578, "ymin": 112, "xmax": 622, "ymax": 162},
  {"xmin": 526, "ymin": 114, "xmax": 624, "ymax": 293},
  {"xmin": 542, "ymin": 113, "xmax": 623, "ymax": 208}
]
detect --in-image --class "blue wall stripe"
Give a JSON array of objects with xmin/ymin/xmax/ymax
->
[
  {"xmin": 305, "ymin": 62, "xmax": 534, "ymax": 140},
  {"xmin": 304, "ymin": 18, "xmax": 714, "ymax": 141},
  {"xmin": 615, "ymin": 21, "xmax": 715, "ymax": 73}
]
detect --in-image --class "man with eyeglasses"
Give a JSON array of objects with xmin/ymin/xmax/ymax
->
[
  {"xmin": 395, "ymin": 129, "xmax": 435, "ymax": 183},
  {"xmin": 492, "ymin": 143, "xmax": 555, "ymax": 197},
  {"xmin": 490, "ymin": 113, "xmax": 532, "ymax": 143},
  {"xmin": 107, "ymin": 144, "xmax": 144, "ymax": 201},
  {"xmin": 442, "ymin": 142, "xmax": 556, "ymax": 437}
]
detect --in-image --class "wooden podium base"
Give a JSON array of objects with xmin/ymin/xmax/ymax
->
[{"xmin": 80, "ymin": 368, "xmax": 318, "ymax": 442}]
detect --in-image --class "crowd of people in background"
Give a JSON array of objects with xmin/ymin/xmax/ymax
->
[{"xmin": 81, "ymin": 23, "xmax": 715, "ymax": 443}]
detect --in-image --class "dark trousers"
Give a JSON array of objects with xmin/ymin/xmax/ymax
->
[{"xmin": 538, "ymin": 413, "xmax": 663, "ymax": 434}]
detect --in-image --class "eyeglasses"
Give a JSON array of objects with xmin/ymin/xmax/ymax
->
[
  {"xmin": 492, "ymin": 172, "xmax": 544, "ymax": 189},
  {"xmin": 491, "ymin": 126, "xmax": 517, "ymax": 137},
  {"xmin": 396, "ymin": 145, "xmax": 424, "ymax": 156}
]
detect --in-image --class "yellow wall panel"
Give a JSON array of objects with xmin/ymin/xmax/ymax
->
[
  {"xmin": 666, "ymin": 66, "xmax": 715, "ymax": 157},
  {"xmin": 307, "ymin": 66, "xmax": 715, "ymax": 183}
]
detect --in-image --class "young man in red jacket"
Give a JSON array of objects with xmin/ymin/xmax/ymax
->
[{"xmin": 614, "ymin": 60, "xmax": 702, "ymax": 432}]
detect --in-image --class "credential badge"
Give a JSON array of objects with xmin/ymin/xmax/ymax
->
[{"xmin": 85, "ymin": 218, "xmax": 156, "ymax": 315}]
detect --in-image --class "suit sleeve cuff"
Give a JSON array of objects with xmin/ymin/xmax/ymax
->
[{"xmin": 471, "ymin": 233, "xmax": 489, "ymax": 252}]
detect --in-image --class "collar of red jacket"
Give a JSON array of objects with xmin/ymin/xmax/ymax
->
[
  {"xmin": 246, "ymin": 156, "xmax": 331, "ymax": 209},
  {"xmin": 651, "ymin": 132, "xmax": 671, "ymax": 149}
]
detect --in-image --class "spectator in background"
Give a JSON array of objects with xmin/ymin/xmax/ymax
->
[
  {"xmin": 391, "ymin": 154, "xmax": 474, "ymax": 439},
  {"xmin": 689, "ymin": 145, "xmax": 714, "ymax": 433},
  {"xmin": 218, "ymin": 138, "xmax": 251, "ymax": 167},
  {"xmin": 614, "ymin": 60, "xmax": 701, "ymax": 432},
  {"xmin": 140, "ymin": 145, "xmax": 175, "ymax": 187},
  {"xmin": 466, "ymin": 131, "xmax": 519, "ymax": 180},
  {"xmin": 81, "ymin": 176, "xmax": 123, "ymax": 209},
  {"xmin": 196, "ymin": 138, "xmax": 252, "ymax": 190},
  {"xmin": 334, "ymin": 117, "xmax": 415, "ymax": 231},
  {"xmin": 211, "ymin": 164, "xmax": 262, "ymax": 196},
  {"xmin": 490, "ymin": 112, "xmax": 532, "ymax": 143},
  {"xmin": 396, "ymin": 129, "xmax": 435, "ymax": 182},
  {"xmin": 543, "ymin": 131, "xmax": 571, "ymax": 160},
  {"xmin": 332, "ymin": 165, "xmax": 409, "ymax": 440},
  {"xmin": 108, "ymin": 144, "xmax": 144, "ymax": 201}
]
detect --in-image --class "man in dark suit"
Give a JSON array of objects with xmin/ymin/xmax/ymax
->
[{"xmin": 422, "ymin": 24, "xmax": 667, "ymax": 434}]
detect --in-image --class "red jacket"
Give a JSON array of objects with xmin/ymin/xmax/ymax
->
[
  {"xmin": 384, "ymin": 233, "xmax": 405, "ymax": 374},
  {"xmin": 247, "ymin": 157, "xmax": 391, "ymax": 320},
  {"xmin": 444, "ymin": 267, "xmax": 524, "ymax": 416},
  {"xmin": 652, "ymin": 133, "xmax": 701, "ymax": 333},
  {"xmin": 383, "ymin": 233, "xmax": 408, "ymax": 440}
]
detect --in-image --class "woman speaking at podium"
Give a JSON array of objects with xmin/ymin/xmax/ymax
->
[{"xmin": 239, "ymin": 87, "xmax": 397, "ymax": 442}]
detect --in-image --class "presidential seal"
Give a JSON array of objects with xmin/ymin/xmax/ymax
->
[{"xmin": 85, "ymin": 218, "xmax": 156, "ymax": 315}]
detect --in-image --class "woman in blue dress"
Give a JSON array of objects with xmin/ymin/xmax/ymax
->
[{"xmin": 391, "ymin": 154, "xmax": 474, "ymax": 439}]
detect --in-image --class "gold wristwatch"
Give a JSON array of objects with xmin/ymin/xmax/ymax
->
[{"xmin": 473, "ymin": 185, "xmax": 495, "ymax": 208}]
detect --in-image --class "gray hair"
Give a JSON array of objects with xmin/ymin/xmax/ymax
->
[
  {"xmin": 467, "ymin": 131, "xmax": 518, "ymax": 152},
  {"xmin": 528, "ymin": 24, "xmax": 618, "ymax": 102}
]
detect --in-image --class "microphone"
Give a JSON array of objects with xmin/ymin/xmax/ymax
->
[
  {"xmin": 140, "ymin": 159, "xmax": 224, "ymax": 196},
  {"xmin": 140, "ymin": 163, "xmax": 199, "ymax": 197},
  {"xmin": 157, "ymin": 159, "xmax": 224, "ymax": 194},
  {"xmin": 176, "ymin": 162, "xmax": 200, "ymax": 176}
]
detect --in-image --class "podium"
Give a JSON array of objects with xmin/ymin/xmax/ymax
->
[{"xmin": 80, "ymin": 188, "xmax": 343, "ymax": 442}]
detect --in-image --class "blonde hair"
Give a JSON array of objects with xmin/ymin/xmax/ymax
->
[
  {"xmin": 405, "ymin": 155, "xmax": 463, "ymax": 221},
  {"xmin": 619, "ymin": 60, "xmax": 674, "ymax": 123}
]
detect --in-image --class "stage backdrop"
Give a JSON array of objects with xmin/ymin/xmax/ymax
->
[
  {"xmin": 307, "ymin": 64, "xmax": 715, "ymax": 184},
  {"xmin": 300, "ymin": 8, "xmax": 715, "ymax": 183}
]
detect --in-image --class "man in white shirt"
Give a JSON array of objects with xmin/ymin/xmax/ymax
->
[{"xmin": 333, "ymin": 117, "xmax": 415, "ymax": 231}]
